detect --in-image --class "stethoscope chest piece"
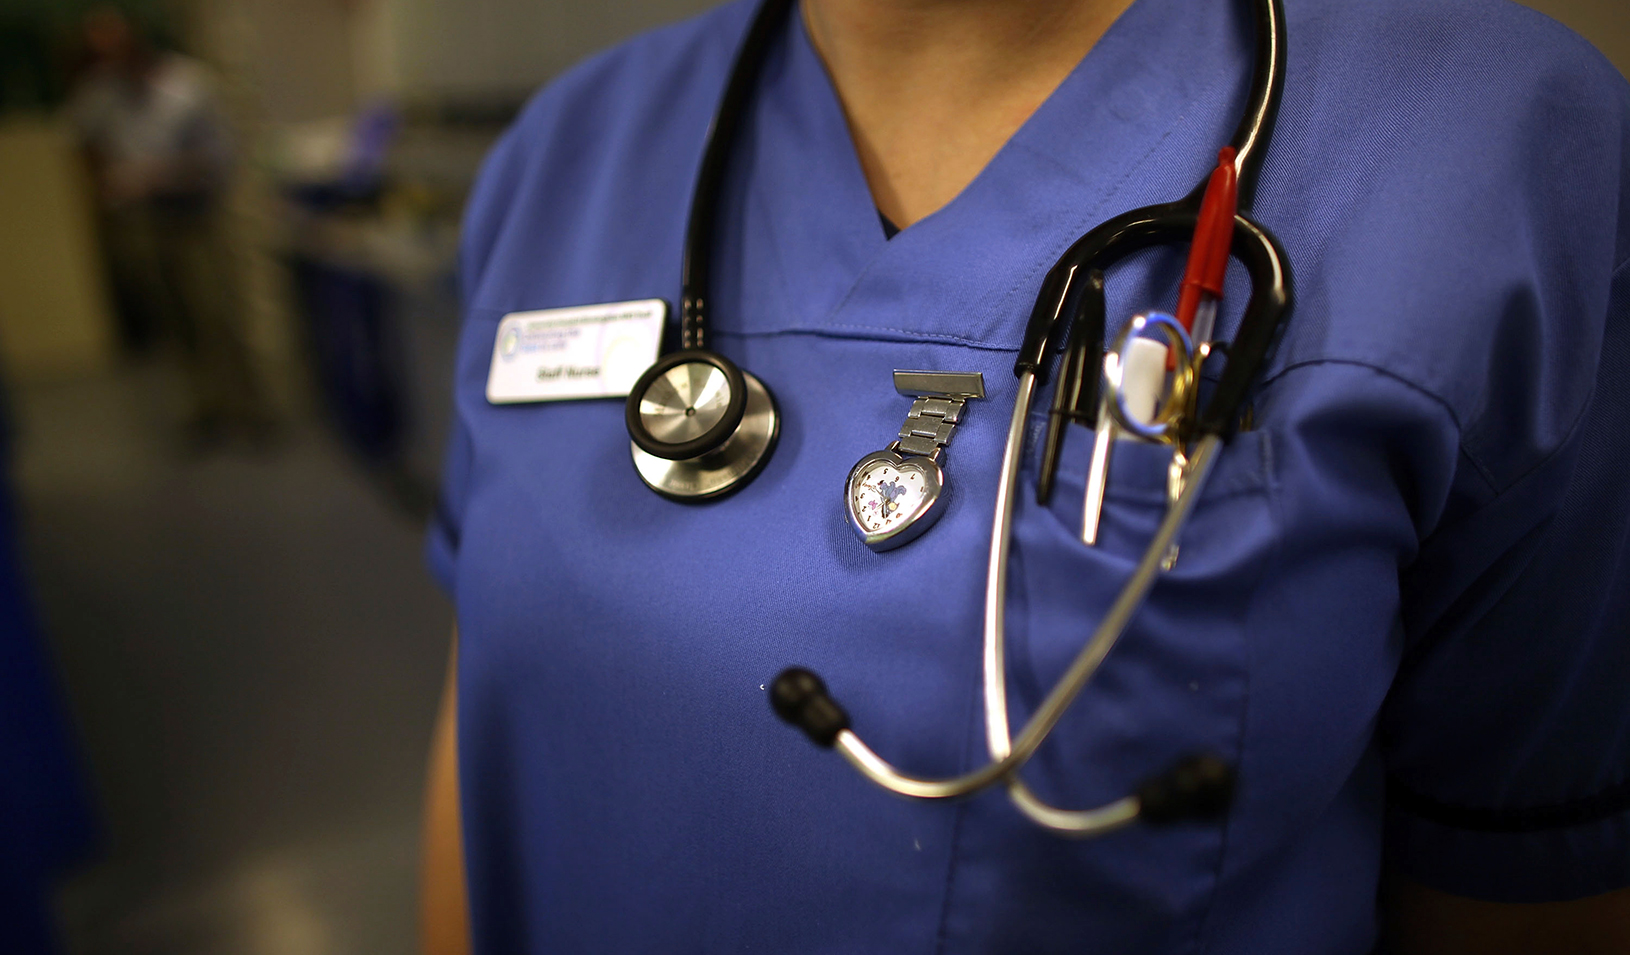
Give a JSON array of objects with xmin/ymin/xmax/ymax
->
[{"xmin": 627, "ymin": 349, "xmax": 779, "ymax": 500}]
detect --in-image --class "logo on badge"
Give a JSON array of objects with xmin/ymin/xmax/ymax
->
[{"xmin": 499, "ymin": 327, "xmax": 520, "ymax": 360}]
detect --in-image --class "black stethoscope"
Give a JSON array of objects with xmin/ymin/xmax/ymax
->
[
  {"xmin": 627, "ymin": 0, "xmax": 1294, "ymax": 834},
  {"xmin": 622, "ymin": 0, "xmax": 796, "ymax": 500}
]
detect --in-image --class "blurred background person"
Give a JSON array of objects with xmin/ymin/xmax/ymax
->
[{"xmin": 67, "ymin": 5, "xmax": 268, "ymax": 446}]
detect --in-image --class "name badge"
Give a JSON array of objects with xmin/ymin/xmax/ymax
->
[{"xmin": 486, "ymin": 299, "xmax": 666, "ymax": 404}]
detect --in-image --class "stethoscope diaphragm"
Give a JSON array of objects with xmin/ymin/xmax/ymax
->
[{"xmin": 626, "ymin": 350, "xmax": 779, "ymax": 500}]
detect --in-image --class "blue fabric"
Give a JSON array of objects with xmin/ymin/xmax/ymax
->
[
  {"xmin": 0, "ymin": 434, "xmax": 97, "ymax": 953},
  {"xmin": 430, "ymin": 0, "xmax": 1630, "ymax": 950}
]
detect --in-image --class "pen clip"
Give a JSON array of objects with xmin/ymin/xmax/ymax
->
[{"xmin": 1037, "ymin": 270, "xmax": 1106, "ymax": 505}]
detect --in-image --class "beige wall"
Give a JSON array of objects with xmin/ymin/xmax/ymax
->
[
  {"xmin": 241, "ymin": 0, "xmax": 361, "ymax": 122},
  {"xmin": 222, "ymin": 0, "xmax": 1630, "ymax": 123},
  {"xmin": 185, "ymin": 0, "xmax": 361, "ymax": 124},
  {"xmin": 336, "ymin": 0, "xmax": 1630, "ymax": 113},
  {"xmin": 351, "ymin": 0, "xmax": 716, "ymax": 104},
  {"xmin": 0, "ymin": 118, "xmax": 117, "ymax": 383},
  {"xmin": 1520, "ymin": 0, "xmax": 1629, "ymax": 78},
  {"xmin": 188, "ymin": 0, "xmax": 717, "ymax": 123}
]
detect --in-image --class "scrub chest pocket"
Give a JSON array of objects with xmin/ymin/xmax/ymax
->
[
  {"xmin": 907, "ymin": 429, "xmax": 1281, "ymax": 953},
  {"xmin": 1010, "ymin": 430, "xmax": 1276, "ymax": 815}
]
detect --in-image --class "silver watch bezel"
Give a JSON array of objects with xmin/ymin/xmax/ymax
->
[{"xmin": 845, "ymin": 448, "xmax": 946, "ymax": 552}]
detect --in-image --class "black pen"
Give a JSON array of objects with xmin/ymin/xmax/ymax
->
[{"xmin": 1036, "ymin": 270, "xmax": 1106, "ymax": 509}]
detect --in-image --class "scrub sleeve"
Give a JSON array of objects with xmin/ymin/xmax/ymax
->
[
  {"xmin": 1359, "ymin": 23, "xmax": 1630, "ymax": 901},
  {"xmin": 1381, "ymin": 259, "xmax": 1630, "ymax": 903}
]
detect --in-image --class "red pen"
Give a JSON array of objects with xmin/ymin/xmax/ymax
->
[{"xmin": 1175, "ymin": 146, "xmax": 1239, "ymax": 345}]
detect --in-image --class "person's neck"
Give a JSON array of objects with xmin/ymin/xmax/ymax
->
[{"xmin": 803, "ymin": 0, "xmax": 1134, "ymax": 229}]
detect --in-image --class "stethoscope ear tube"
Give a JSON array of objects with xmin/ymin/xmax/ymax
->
[
  {"xmin": 678, "ymin": 0, "xmax": 797, "ymax": 350},
  {"xmin": 1191, "ymin": 213, "xmax": 1292, "ymax": 437},
  {"xmin": 1226, "ymin": 0, "xmax": 1287, "ymax": 210},
  {"xmin": 632, "ymin": 0, "xmax": 794, "ymax": 499},
  {"xmin": 1019, "ymin": 202, "xmax": 1292, "ymax": 447},
  {"xmin": 1022, "ymin": 0, "xmax": 1290, "ymax": 440},
  {"xmin": 766, "ymin": 681, "xmax": 1232, "ymax": 821}
]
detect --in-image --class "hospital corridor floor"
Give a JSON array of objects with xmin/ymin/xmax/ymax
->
[{"xmin": 12, "ymin": 360, "xmax": 451, "ymax": 955}]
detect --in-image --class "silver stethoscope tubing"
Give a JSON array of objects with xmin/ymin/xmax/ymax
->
[
  {"xmin": 771, "ymin": 0, "xmax": 1293, "ymax": 834},
  {"xmin": 771, "ymin": 335, "xmax": 1236, "ymax": 833},
  {"xmin": 825, "ymin": 372, "xmax": 1223, "ymax": 834}
]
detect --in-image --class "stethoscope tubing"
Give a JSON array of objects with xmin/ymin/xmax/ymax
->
[
  {"xmin": 830, "ymin": 367, "xmax": 1224, "ymax": 826},
  {"xmin": 770, "ymin": 0, "xmax": 1287, "ymax": 834},
  {"xmin": 679, "ymin": 0, "xmax": 797, "ymax": 350}
]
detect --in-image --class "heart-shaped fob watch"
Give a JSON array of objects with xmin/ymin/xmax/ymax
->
[
  {"xmin": 847, "ymin": 450, "xmax": 944, "ymax": 550},
  {"xmin": 846, "ymin": 371, "xmax": 985, "ymax": 552}
]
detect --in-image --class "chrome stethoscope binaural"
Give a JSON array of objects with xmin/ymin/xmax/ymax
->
[{"xmin": 627, "ymin": 0, "xmax": 1294, "ymax": 834}]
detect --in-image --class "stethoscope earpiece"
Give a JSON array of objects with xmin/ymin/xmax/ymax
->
[
  {"xmin": 770, "ymin": 667, "xmax": 850, "ymax": 748},
  {"xmin": 626, "ymin": 348, "xmax": 780, "ymax": 501},
  {"xmin": 1135, "ymin": 753, "xmax": 1236, "ymax": 823}
]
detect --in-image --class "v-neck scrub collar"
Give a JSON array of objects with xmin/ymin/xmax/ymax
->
[{"xmin": 713, "ymin": 0, "xmax": 1257, "ymax": 349}]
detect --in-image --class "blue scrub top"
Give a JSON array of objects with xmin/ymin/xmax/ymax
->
[
  {"xmin": 431, "ymin": 0, "xmax": 1630, "ymax": 951},
  {"xmin": 0, "ymin": 435, "xmax": 96, "ymax": 952}
]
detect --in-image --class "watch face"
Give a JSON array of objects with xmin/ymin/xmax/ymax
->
[{"xmin": 846, "ymin": 450, "xmax": 944, "ymax": 551}]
